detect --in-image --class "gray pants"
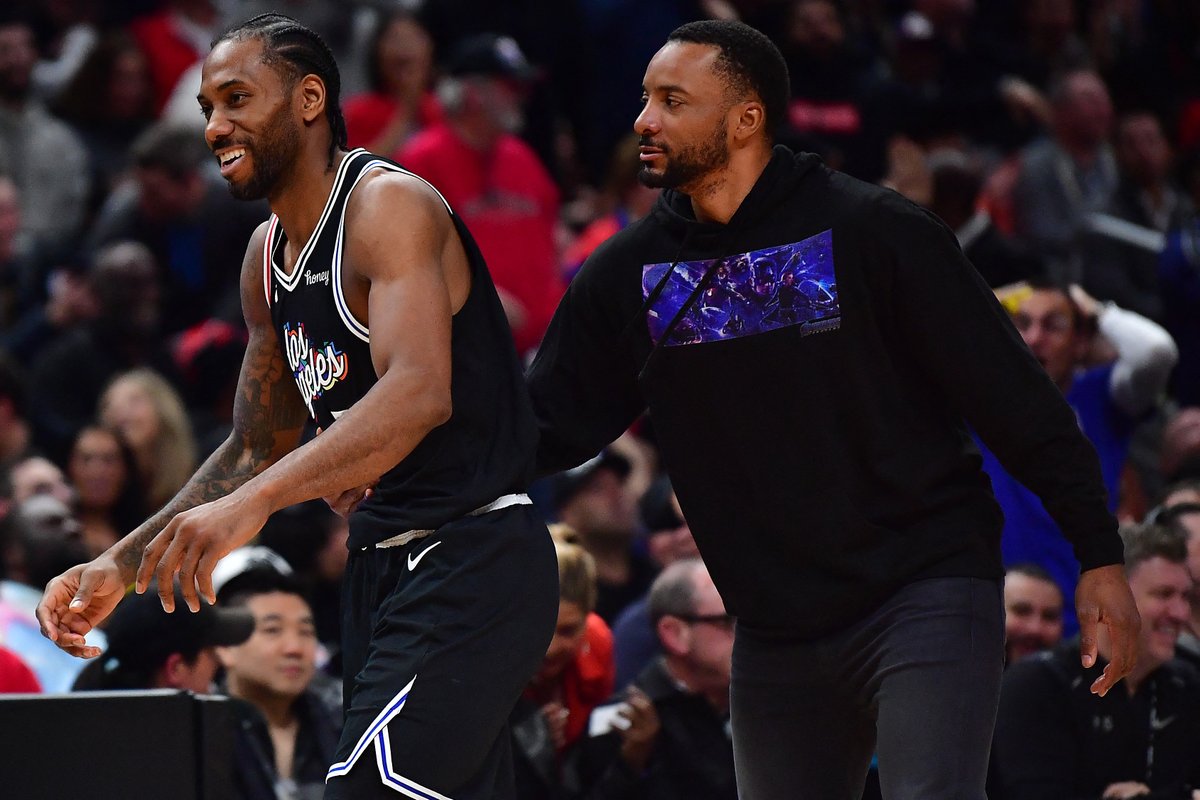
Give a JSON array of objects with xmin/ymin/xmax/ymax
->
[{"xmin": 731, "ymin": 577, "xmax": 1004, "ymax": 800}]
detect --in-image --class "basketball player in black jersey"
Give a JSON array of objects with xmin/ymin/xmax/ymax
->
[{"xmin": 37, "ymin": 15, "xmax": 559, "ymax": 799}]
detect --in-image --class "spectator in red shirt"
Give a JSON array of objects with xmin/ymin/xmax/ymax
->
[
  {"xmin": 0, "ymin": 645, "xmax": 39, "ymax": 693},
  {"xmin": 398, "ymin": 33, "xmax": 563, "ymax": 356},
  {"xmin": 342, "ymin": 9, "xmax": 441, "ymax": 155}
]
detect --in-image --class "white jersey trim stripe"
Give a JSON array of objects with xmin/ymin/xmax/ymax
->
[
  {"xmin": 374, "ymin": 727, "xmax": 455, "ymax": 799},
  {"xmin": 262, "ymin": 215, "xmax": 278, "ymax": 308},
  {"xmin": 329, "ymin": 158, "xmax": 454, "ymax": 341},
  {"xmin": 272, "ymin": 148, "xmax": 367, "ymax": 293},
  {"xmin": 325, "ymin": 674, "xmax": 416, "ymax": 782}
]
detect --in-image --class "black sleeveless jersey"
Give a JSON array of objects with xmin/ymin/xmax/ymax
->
[{"xmin": 263, "ymin": 149, "xmax": 537, "ymax": 548}]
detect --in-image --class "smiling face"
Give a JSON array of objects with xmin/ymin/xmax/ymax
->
[
  {"xmin": 1128, "ymin": 556, "xmax": 1193, "ymax": 670},
  {"xmin": 634, "ymin": 41, "xmax": 735, "ymax": 193},
  {"xmin": 198, "ymin": 37, "xmax": 305, "ymax": 201},
  {"xmin": 217, "ymin": 591, "xmax": 317, "ymax": 700}
]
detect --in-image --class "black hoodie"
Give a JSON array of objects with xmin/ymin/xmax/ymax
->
[{"xmin": 528, "ymin": 146, "xmax": 1122, "ymax": 636}]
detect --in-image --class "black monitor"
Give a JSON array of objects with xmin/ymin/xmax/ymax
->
[{"xmin": 0, "ymin": 690, "xmax": 236, "ymax": 800}]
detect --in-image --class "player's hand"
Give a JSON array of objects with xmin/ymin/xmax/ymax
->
[
  {"xmin": 314, "ymin": 426, "xmax": 377, "ymax": 518},
  {"xmin": 35, "ymin": 555, "xmax": 128, "ymax": 658},
  {"xmin": 1077, "ymin": 563, "xmax": 1141, "ymax": 696},
  {"xmin": 617, "ymin": 687, "xmax": 660, "ymax": 772},
  {"xmin": 324, "ymin": 483, "xmax": 376, "ymax": 518},
  {"xmin": 1102, "ymin": 780, "xmax": 1151, "ymax": 799},
  {"xmin": 136, "ymin": 490, "xmax": 271, "ymax": 612}
]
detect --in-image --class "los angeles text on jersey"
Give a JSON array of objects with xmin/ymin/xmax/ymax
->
[{"xmin": 282, "ymin": 321, "xmax": 349, "ymax": 417}]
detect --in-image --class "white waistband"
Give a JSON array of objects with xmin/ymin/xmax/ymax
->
[{"xmin": 373, "ymin": 493, "xmax": 532, "ymax": 549}]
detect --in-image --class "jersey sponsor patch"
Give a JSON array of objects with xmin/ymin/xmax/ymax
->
[
  {"xmin": 642, "ymin": 229, "xmax": 840, "ymax": 346},
  {"xmin": 282, "ymin": 321, "xmax": 350, "ymax": 417}
]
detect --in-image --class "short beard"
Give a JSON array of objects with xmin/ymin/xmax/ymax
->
[
  {"xmin": 227, "ymin": 101, "xmax": 303, "ymax": 201},
  {"xmin": 638, "ymin": 123, "xmax": 729, "ymax": 192}
]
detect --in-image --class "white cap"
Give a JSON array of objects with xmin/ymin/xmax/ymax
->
[{"xmin": 211, "ymin": 546, "xmax": 294, "ymax": 596}]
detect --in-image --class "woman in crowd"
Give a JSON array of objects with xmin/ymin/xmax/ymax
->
[
  {"xmin": 97, "ymin": 369, "xmax": 196, "ymax": 514},
  {"xmin": 341, "ymin": 8, "xmax": 440, "ymax": 155},
  {"xmin": 65, "ymin": 423, "xmax": 144, "ymax": 558}
]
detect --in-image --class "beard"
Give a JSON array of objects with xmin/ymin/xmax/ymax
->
[
  {"xmin": 638, "ymin": 123, "xmax": 729, "ymax": 191},
  {"xmin": 225, "ymin": 100, "xmax": 303, "ymax": 201}
]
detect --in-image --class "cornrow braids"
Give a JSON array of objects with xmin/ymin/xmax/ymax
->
[{"xmin": 215, "ymin": 13, "xmax": 348, "ymax": 167}]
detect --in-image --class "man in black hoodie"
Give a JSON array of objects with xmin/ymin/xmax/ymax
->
[{"xmin": 527, "ymin": 19, "xmax": 1140, "ymax": 800}]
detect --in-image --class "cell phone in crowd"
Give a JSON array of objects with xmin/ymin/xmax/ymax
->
[{"xmin": 588, "ymin": 701, "xmax": 633, "ymax": 737}]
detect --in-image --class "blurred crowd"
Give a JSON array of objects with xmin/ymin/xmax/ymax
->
[{"xmin": 0, "ymin": 0, "xmax": 1198, "ymax": 798}]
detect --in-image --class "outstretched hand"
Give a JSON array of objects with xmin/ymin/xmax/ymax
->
[
  {"xmin": 36, "ymin": 555, "xmax": 129, "ymax": 658},
  {"xmin": 135, "ymin": 490, "xmax": 270, "ymax": 612},
  {"xmin": 1076, "ymin": 563, "xmax": 1141, "ymax": 696}
]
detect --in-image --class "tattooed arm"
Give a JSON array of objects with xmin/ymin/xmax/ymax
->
[{"xmin": 36, "ymin": 222, "xmax": 308, "ymax": 653}]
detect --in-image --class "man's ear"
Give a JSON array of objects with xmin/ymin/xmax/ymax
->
[
  {"xmin": 657, "ymin": 615, "xmax": 691, "ymax": 657},
  {"xmin": 731, "ymin": 100, "xmax": 766, "ymax": 144},
  {"xmin": 299, "ymin": 75, "xmax": 326, "ymax": 124}
]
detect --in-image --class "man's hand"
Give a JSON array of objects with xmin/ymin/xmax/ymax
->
[
  {"xmin": 617, "ymin": 688, "xmax": 660, "ymax": 772},
  {"xmin": 135, "ymin": 490, "xmax": 271, "ymax": 612},
  {"xmin": 1102, "ymin": 781, "xmax": 1151, "ymax": 799},
  {"xmin": 36, "ymin": 555, "xmax": 128, "ymax": 658},
  {"xmin": 1076, "ymin": 563, "xmax": 1141, "ymax": 696}
]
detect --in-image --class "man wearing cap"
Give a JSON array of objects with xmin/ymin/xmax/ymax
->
[
  {"xmin": 397, "ymin": 33, "xmax": 563, "ymax": 356},
  {"xmin": 216, "ymin": 565, "xmax": 341, "ymax": 800},
  {"xmin": 72, "ymin": 583, "xmax": 253, "ymax": 692},
  {"xmin": 552, "ymin": 448, "xmax": 657, "ymax": 624}
]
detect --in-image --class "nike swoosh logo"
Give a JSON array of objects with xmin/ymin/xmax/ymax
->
[{"xmin": 407, "ymin": 541, "xmax": 442, "ymax": 571}]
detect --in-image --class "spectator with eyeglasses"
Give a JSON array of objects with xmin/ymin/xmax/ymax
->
[
  {"xmin": 571, "ymin": 558, "xmax": 736, "ymax": 800},
  {"xmin": 978, "ymin": 279, "xmax": 1177, "ymax": 635}
]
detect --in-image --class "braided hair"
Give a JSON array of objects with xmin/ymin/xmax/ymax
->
[{"xmin": 214, "ymin": 13, "xmax": 348, "ymax": 167}]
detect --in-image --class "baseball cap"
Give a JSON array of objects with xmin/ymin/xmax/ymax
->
[
  {"xmin": 445, "ymin": 33, "xmax": 538, "ymax": 81},
  {"xmin": 99, "ymin": 585, "xmax": 255, "ymax": 672},
  {"xmin": 551, "ymin": 449, "xmax": 632, "ymax": 510},
  {"xmin": 211, "ymin": 546, "xmax": 294, "ymax": 597}
]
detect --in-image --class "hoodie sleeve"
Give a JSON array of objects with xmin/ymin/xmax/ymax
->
[
  {"xmin": 527, "ymin": 237, "xmax": 649, "ymax": 476},
  {"xmin": 874, "ymin": 194, "xmax": 1123, "ymax": 572}
]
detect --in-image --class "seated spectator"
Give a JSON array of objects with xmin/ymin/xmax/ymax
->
[
  {"xmin": 550, "ymin": 450, "xmax": 656, "ymax": 624},
  {"xmin": 50, "ymin": 31, "xmax": 156, "ymax": 202},
  {"xmin": 515, "ymin": 526, "xmax": 614, "ymax": 796},
  {"xmin": 98, "ymin": 369, "xmax": 197, "ymax": 514},
  {"xmin": 1080, "ymin": 111, "xmax": 1194, "ymax": 322},
  {"xmin": 573, "ymin": 558, "xmax": 736, "ymax": 799},
  {"xmin": 982, "ymin": 280, "xmax": 1177, "ymax": 632},
  {"xmin": 29, "ymin": 241, "xmax": 179, "ymax": 461},
  {"xmin": 0, "ymin": 644, "xmax": 39, "ymax": 693},
  {"xmin": 1013, "ymin": 69, "xmax": 1118, "ymax": 275},
  {"xmin": 86, "ymin": 121, "xmax": 268, "ymax": 333},
  {"xmin": 0, "ymin": 494, "xmax": 96, "ymax": 692},
  {"xmin": 991, "ymin": 523, "xmax": 1200, "ymax": 800},
  {"xmin": 72, "ymin": 581, "xmax": 252, "ymax": 692},
  {"xmin": 1148, "ymin": 500, "xmax": 1200, "ymax": 669},
  {"xmin": 342, "ymin": 8, "xmax": 440, "ymax": 154},
  {"xmin": 65, "ymin": 424, "xmax": 144, "ymax": 558},
  {"xmin": 215, "ymin": 565, "xmax": 341, "ymax": 800},
  {"xmin": 0, "ymin": 9, "xmax": 90, "ymax": 256},
  {"xmin": 5, "ymin": 455, "xmax": 76, "ymax": 511},
  {"xmin": 926, "ymin": 148, "xmax": 1046, "ymax": 288},
  {"xmin": 611, "ymin": 476, "xmax": 699, "ymax": 689},
  {"xmin": 1003, "ymin": 563, "xmax": 1065, "ymax": 665},
  {"xmin": 397, "ymin": 33, "xmax": 563, "ymax": 356},
  {"xmin": 255, "ymin": 501, "xmax": 349, "ymax": 662}
]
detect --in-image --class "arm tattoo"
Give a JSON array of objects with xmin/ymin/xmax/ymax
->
[{"xmin": 114, "ymin": 329, "xmax": 308, "ymax": 577}]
